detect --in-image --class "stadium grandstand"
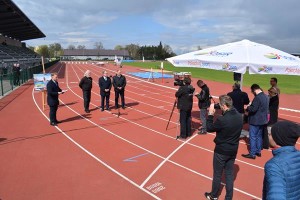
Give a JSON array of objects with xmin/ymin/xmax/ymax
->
[
  {"xmin": 62, "ymin": 49, "xmax": 130, "ymax": 61},
  {"xmin": 0, "ymin": 0, "xmax": 45, "ymax": 73},
  {"xmin": 0, "ymin": 0, "xmax": 46, "ymax": 96}
]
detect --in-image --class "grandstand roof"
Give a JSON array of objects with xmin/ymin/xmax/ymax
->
[
  {"xmin": 0, "ymin": 0, "xmax": 45, "ymax": 41},
  {"xmin": 63, "ymin": 49, "xmax": 129, "ymax": 57}
]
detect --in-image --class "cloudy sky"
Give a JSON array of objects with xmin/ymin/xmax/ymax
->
[{"xmin": 14, "ymin": 0, "xmax": 300, "ymax": 54}]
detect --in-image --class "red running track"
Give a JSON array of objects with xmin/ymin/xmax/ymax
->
[{"xmin": 0, "ymin": 62, "xmax": 299, "ymax": 200}]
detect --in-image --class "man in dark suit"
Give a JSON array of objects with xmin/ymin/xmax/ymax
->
[
  {"xmin": 175, "ymin": 77, "xmax": 195, "ymax": 139},
  {"xmin": 242, "ymin": 84, "xmax": 269, "ymax": 159},
  {"xmin": 98, "ymin": 71, "xmax": 112, "ymax": 111},
  {"xmin": 47, "ymin": 72, "xmax": 65, "ymax": 126},
  {"xmin": 113, "ymin": 69, "xmax": 126, "ymax": 109}
]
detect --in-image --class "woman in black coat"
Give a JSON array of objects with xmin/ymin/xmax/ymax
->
[{"xmin": 79, "ymin": 70, "xmax": 93, "ymax": 113}]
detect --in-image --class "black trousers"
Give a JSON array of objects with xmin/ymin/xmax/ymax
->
[
  {"xmin": 101, "ymin": 93, "xmax": 110, "ymax": 109},
  {"xmin": 268, "ymin": 108, "xmax": 278, "ymax": 125},
  {"xmin": 13, "ymin": 74, "xmax": 20, "ymax": 85},
  {"xmin": 49, "ymin": 105, "xmax": 58, "ymax": 123},
  {"xmin": 83, "ymin": 90, "xmax": 91, "ymax": 111},
  {"xmin": 211, "ymin": 152, "xmax": 236, "ymax": 200},
  {"xmin": 179, "ymin": 109, "xmax": 192, "ymax": 138},
  {"xmin": 115, "ymin": 89, "xmax": 125, "ymax": 107}
]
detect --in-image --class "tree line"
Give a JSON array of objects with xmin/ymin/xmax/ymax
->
[{"xmin": 30, "ymin": 41, "xmax": 176, "ymax": 60}]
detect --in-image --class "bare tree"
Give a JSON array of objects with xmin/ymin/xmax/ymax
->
[
  {"xmin": 77, "ymin": 45, "xmax": 86, "ymax": 49},
  {"xmin": 94, "ymin": 42, "xmax": 104, "ymax": 50}
]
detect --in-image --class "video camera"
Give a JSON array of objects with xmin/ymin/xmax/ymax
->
[
  {"xmin": 214, "ymin": 103, "xmax": 221, "ymax": 109},
  {"xmin": 173, "ymin": 72, "xmax": 192, "ymax": 86}
]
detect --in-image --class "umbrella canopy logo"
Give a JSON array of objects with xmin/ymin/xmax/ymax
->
[
  {"xmin": 195, "ymin": 51, "xmax": 232, "ymax": 57},
  {"xmin": 264, "ymin": 53, "xmax": 296, "ymax": 61},
  {"xmin": 222, "ymin": 63, "xmax": 238, "ymax": 71},
  {"xmin": 258, "ymin": 65, "xmax": 273, "ymax": 73}
]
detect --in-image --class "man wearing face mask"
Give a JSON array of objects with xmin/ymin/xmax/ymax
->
[
  {"xmin": 242, "ymin": 84, "xmax": 269, "ymax": 159},
  {"xmin": 204, "ymin": 95, "xmax": 243, "ymax": 200}
]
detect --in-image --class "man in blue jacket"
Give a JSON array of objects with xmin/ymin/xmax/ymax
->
[
  {"xmin": 242, "ymin": 84, "xmax": 269, "ymax": 159},
  {"xmin": 263, "ymin": 121, "xmax": 300, "ymax": 200}
]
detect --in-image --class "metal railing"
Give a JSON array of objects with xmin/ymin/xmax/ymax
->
[{"xmin": 0, "ymin": 60, "xmax": 59, "ymax": 96}]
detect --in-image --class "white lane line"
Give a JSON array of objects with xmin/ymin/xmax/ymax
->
[{"xmin": 140, "ymin": 135, "xmax": 197, "ymax": 187}]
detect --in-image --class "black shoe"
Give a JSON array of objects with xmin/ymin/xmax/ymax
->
[
  {"xmin": 106, "ymin": 107, "xmax": 110, "ymax": 111},
  {"xmin": 256, "ymin": 153, "xmax": 261, "ymax": 157},
  {"xmin": 204, "ymin": 192, "xmax": 218, "ymax": 200},
  {"xmin": 122, "ymin": 106, "xmax": 125, "ymax": 109},
  {"xmin": 115, "ymin": 105, "xmax": 119, "ymax": 109},
  {"xmin": 176, "ymin": 136, "xmax": 186, "ymax": 140},
  {"xmin": 198, "ymin": 129, "xmax": 207, "ymax": 134},
  {"xmin": 55, "ymin": 120, "xmax": 62, "ymax": 123},
  {"xmin": 50, "ymin": 122, "xmax": 57, "ymax": 126},
  {"xmin": 100, "ymin": 109, "xmax": 104, "ymax": 112},
  {"xmin": 242, "ymin": 154, "xmax": 256, "ymax": 159},
  {"xmin": 85, "ymin": 110, "xmax": 90, "ymax": 113}
]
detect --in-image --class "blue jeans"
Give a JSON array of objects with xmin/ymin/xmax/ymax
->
[{"xmin": 249, "ymin": 125, "xmax": 263, "ymax": 156}]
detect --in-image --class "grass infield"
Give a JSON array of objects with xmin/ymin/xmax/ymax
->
[{"xmin": 125, "ymin": 61, "xmax": 300, "ymax": 94}]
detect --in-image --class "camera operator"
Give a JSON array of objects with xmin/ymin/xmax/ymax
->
[
  {"xmin": 204, "ymin": 95, "xmax": 243, "ymax": 200},
  {"xmin": 175, "ymin": 77, "xmax": 195, "ymax": 139},
  {"xmin": 196, "ymin": 80, "xmax": 211, "ymax": 134}
]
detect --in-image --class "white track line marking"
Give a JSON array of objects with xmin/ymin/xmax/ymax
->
[{"xmin": 140, "ymin": 135, "xmax": 197, "ymax": 187}]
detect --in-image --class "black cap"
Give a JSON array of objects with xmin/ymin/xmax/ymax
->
[{"xmin": 271, "ymin": 121, "xmax": 300, "ymax": 146}]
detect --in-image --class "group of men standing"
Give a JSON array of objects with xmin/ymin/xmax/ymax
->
[
  {"xmin": 78, "ymin": 69, "xmax": 126, "ymax": 113},
  {"xmin": 47, "ymin": 69, "xmax": 126, "ymax": 126}
]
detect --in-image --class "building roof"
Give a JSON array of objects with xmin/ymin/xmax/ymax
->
[
  {"xmin": 63, "ymin": 49, "xmax": 129, "ymax": 57},
  {"xmin": 0, "ymin": 0, "xmax": 46, "ymax": 41}
]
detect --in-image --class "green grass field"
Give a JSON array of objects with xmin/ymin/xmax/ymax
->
[{"xmin": 125, "ymin": 61, "xmax": 300, "ymax": 94}]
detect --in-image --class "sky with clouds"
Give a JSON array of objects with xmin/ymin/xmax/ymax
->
[{"xmin": 14, "ymin": 0, "xmax": 300, "ymax": 54}]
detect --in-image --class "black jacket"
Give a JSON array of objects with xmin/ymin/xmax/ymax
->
[
  {"xmin": 247, "ymin": 92, "xmax": 269, "ymax": 125},
  {"xmin": 112, "ymin": 75, "xmax": 126, "ymax": 91},
  {"xmin": 207, "ymin": 108, "xmax": 243, "ymax": 156},
  {"xmin": 197, "ymin": 84, "xmax": 211, "ymax": 109},
  {"xmin": 98, "ymin": 76, "xmax": 112, "ymax": 96},
  {"xmin": 227, "ymin": 89, "xmax": 250, "ymax": 114},
  {"xmin": 47, "ymin": 80, "xmax": 62, "ymax": 106},
  {"xmin": 79, "ymin": 76, "xmax": 93, "ymax": 91},
  {"xmin": 175, "ymin": 85, "xmax": 195, "ymax": 111}
]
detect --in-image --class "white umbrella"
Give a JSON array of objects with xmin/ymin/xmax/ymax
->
[{"xmin": 167, "ymin": 39, "xmax": 300, "ymax": 76}]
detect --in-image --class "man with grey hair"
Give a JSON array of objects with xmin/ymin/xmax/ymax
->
[
  {"xmin": 204, "ymin": 95, "xmax": 243, "ymax": 200},
  {"xmin": 79, "ymin": 70, "xmax": 93, "ymax": 113}
]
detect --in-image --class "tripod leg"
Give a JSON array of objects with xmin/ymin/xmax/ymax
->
[{"xmin": 166, "ymin": 100, "xmax": 177, "ymax": 130}]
